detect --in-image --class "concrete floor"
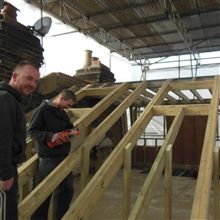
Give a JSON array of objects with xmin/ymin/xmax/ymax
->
[{"xmin": 73, "ymin": 169, "xmax": 215, "ymax": 220}]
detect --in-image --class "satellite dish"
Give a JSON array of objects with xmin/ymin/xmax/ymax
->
[{"xmin": 28, "ymin": 16, "xmax": 52, "ymax": 37}]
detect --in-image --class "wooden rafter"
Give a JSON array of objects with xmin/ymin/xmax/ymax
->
[
  {"xmin": 153, "ymin": 104, "xmax": 209, "ymax": 116},
  {"xmin": 172, "ymin": 90, "xmax": 190, "ymax": 102},
  {"xmin": 80, "ymin": 81, "xmax": 148, "ymax": 187},
  {"xmin": 63, "ymin": 80, "xmax": 171, "ymax": 219},
  {"xmin": 18, "ymin": 76, "xmax": 220, "ymax": 220},
  {"xmin": 75, "ymin": 82, "xmax": 129, "ymax": 128},
  {"xmin": 191, "ymin": 76, "xmax": 220, "ymax": 219},
  {"xmin": 128, "ymin": 109, "xmax": 184, "ymax": 219},
  {"xmin": 190, "ymin": 89, "xmax": 204, "ymax": 102}
]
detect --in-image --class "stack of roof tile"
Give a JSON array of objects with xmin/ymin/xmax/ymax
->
[{"xmin": 0, "ymin": 14, "xmax": 44, "ymax": 82}]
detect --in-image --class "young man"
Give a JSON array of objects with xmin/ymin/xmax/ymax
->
[
  {"xmin": 0, "ymin": 60, "xmax": 40, "ymax": 220},
  {"xmin": 28, "ymin": 89, "xmax": 78, "ymax": 220}
]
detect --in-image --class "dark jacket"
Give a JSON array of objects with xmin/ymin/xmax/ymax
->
[
  {"xmin": 0, "ymin": 82, "xmax": 26, "ymax": 181},
  {"xmin": 28, "ymin": 100, "xmax": 73, "ymax": 158}
]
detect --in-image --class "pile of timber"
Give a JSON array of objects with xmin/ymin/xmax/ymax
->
[
  {"xmin": 0, "ymin": 14, "xmax": 44, "ymax": 82},
  {"xmin": 76, "ymin": 63, "xmax": 115, "ymax": 83}
]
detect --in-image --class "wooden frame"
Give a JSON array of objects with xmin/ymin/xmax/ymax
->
[{"xmin": 18, "ymin": 76, "xmax": 219, "ymax": 220}]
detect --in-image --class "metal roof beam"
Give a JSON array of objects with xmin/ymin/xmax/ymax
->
[
  {"xmin": 137, "ymin": 44, "xmax": 220, "ymax": 58},
  {"xmin": 127, "ymin": 35, "xmax": 220, "ymax": 51},
  {"xmin": 81, "ymin": 4, "xmax": 220, "ymax": 33},
  {"xmin": 120, "ymin": 23, "xmax": 220, "ymax": 41},
  {"xmin": 165, "ymin": 0, "xmax": 198, "ymax": 62},
  {"xmin": 76, "ymin": 1, "xmax": 157, "ymax": 18},
  {"xmin": 50, "ymin": 0, "xmax": 133, "ymax": 56}
]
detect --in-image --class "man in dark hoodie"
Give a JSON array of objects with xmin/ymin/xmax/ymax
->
[
  {"xmin": 0, "ymin": 60, "xmax": 40, "ymax": 220},
  {"xmin": 28, "ymin": 89, "xmax": 77, "ymax": 220}
]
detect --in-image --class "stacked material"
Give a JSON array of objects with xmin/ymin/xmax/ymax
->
[
  {"xmin": 0, "ymin": 14, "xmax": 44, "ymax": 82},
  {"xmin": 24, "ymin": 72, "xmax": 89, "ymax": 113},
  {"xmin": 76, "ymin": 63, "xmax": 115, "ymax": 83},
  {"xmin": 38, "ymin": 72, "xmax": 88, "ymax": 95}
]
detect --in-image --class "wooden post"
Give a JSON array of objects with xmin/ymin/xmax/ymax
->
[
  {"xmin": 128, "ymin": 109, "xmax": 183, "ymax": 220},
  {"xmin": 213, "ymin": 146, "xmax": 220, "ymax": 220},
  {"xmin": 75, "ymin": 82, "xmax": 129, "ymax": 128},
  {"xmin": 18, "ymin": 148, "xmax": 81, "ymax": 219},
  {"xmin": 191, "ymin": 76, "xmax": 220, "ymax": 219},
  {"xmin": 18, "ymin": 154, "xmax": 38, "ymax": 202},
  {"xmin": 165, "ymin": 144, "xmax": 172, "ymax": 220},
  {"xmin": 80, "ymin": 146, "xmax": 90, "ymax": 189},
  {"xmin": 48, "ymin": 193, "xmax": 56, "ymax": 220},
  {"xmin": 63, "ymin": 80, "xmax": 171, "ymax": 220},
  {"xmin": 80, "ymin": 82, "xmax": 147, "ymax": 189},
  {"xmin": 123, "ymin": 143, "xmax": 132, "ymax": 220},
  {"xmin": 25, "ymin": 138, "xmax": 35, "ymax": 160}
]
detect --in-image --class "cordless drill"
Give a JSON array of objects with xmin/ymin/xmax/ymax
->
[{"xmin": 47, "ymin": 127, "xmax": 80, "ymax": 148}]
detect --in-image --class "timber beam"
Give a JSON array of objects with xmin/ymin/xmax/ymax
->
[
  {"xmin": 80, "ymin": 81, "xmax": 148, "ymax": 187},
  {"xmin": 190, "ymin": 89, "xmax": 204, "ymax": 102},
  {"xmin": 153, "ymin": 104, "xmax": 209, "ymax": 116},
  {"xmin": 75, "ymin": 82, "xmax": 129, "ymax": 128},
  {"xmin": 169, "ymin": 79, "xmax": 213, "ymax": 90},
  {"xmin": 128, "ymin": 109, "xmax": 184, "ymax": 219},
  {"xmin": 172, "ymin": 90, "xmax": 190, "ymax": 102},
  {"xmin": 63, "ymin": 80, "xmax": 171, "ymax": 219},
  {"xmin": 18, "ymin": 83, "xmax": 130, "ymax": 219},
  {"xmin": 191, "ymin": 76, "xmax": 220, "ymax": 219},
  {"xmin": 84, "ymin": 87, "xmax": 114, "ymax": 97}
]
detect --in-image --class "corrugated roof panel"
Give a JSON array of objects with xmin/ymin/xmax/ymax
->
[
  {"xmin": 31, "ymin": 0, "xmax": 220, "ymax": 60},
  {"xmin": 161, "ymin": 33, "xmax": 182, "ymax": 43},
  {"xmin": 151, "ymin": 21, "xmax": 177, "ymax": 32},
  {"xmin": 66, "ymin": 0, "xmax": 105, "ymax": 15}
]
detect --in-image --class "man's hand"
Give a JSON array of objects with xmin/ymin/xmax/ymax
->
[
  {"xmin": 51, "ymin": 132, "xmax": 64, "ymax": 144},
  {"xmin": 72, "ymin": 127, "xmax": 80, "ymax": 136},
  {"xmin": 0, "ymin": 177, "xmax": 14, "ymax": 191}
]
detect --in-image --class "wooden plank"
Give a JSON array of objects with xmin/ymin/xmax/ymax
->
[
  {"xmin": 85, "ymin": 87, "xmax": 114, "ymax": 96},
  {"xmin": 80, "ymin": 82, "xmax": 148, "ymax": 187},
  {"xmin": 151, "ymin": 88, "xmax": 177, "ymax": 103},
  {"xmin": 18, "ymin": 154, "xmax": 38, "ymax": 202},
  {"xmin": 66, "ymin": 108, "xmax": 91, "ymax": 119},
  {"xmin": 18, "ymin": 83, "xmax": 132, "ymax": 219},
  {"xmin": 116, "ymin": 91, "xmax": 148, "ymax": 106},
  {"xmin": 71, "ymin": 84, "xmax": 92, "ymax": 102},
  {"xmin": 165, "ymin": 144, "xmax": 172, "ymax": 220},
  {"xmin": 126, "ymin": 90, "xmax": 150, "ymax": 104},
  {"xmin": 170, "ymin": 79, "xmax": 213, "ymax": 90},
  {"xmin": 191, "ymin": 76, "xmax": 220, "ymax": 219},
  {"xmin": 185, "ymin": 106, "xmax": 208, "ymax": 116},
  {"xmin": 128, "ymin": 109, "xmax": 184, "ymax": 220},
  {"xmin": 25, "ymin": 138, "xmax": 35, "ymax": 160},
  {"xmin": 213, "ymin": 146, "xmax": 220, "ymax": 220},
  {"xmin": 190, "ymin": 89, "xmax": 203, "ymax": 102},
  {"xmin": 18, "ymin": 148, "xmax": 81, "ymax": 219},
  {"xmin": 75, "ymin": 82, "xmax": 129, "ymax": 128},
  {"xmin": 18, "ymin": 154, "xmax": 38, "ymax": 186},
  {"xmin": 63, "ymin": 80, "xmax": 171, "ymax": 219},
  {"xmin": 172, "ymin": 90, "xmax": 190, "ymax": 102},
  {"xmin": 123, "ymin": 143, "xmax": 132, "ymax": 220},
  {"xmin": 142, "ymin": 90, "xmax": 154, "ymax": 99},
  {"xmin": 165, "ymin": 94, "xmax": 178, "ymax": 103},
  {"xmin": 153, "ymin": 104, "xmax": 209, "ymax": 116}
]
